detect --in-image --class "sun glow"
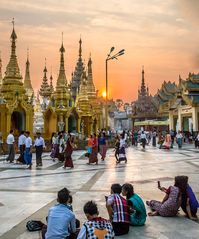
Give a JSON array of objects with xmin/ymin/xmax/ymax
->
[{"xmin": 102, "ymin": 91, "xmax": 106, "ymax": 98}]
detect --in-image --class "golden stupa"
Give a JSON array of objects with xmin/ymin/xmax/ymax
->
[
  {"xmin": 42, "ymin": 38, "xmax": 102, "ymax": 139},
  {"xmin": 0, "ymin": 21, "xmax": 34, "ymax": 139}
]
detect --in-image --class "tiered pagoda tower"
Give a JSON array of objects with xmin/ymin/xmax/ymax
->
[
  {"xmin": 24, "ymin": 49, "xmax": 34, "ymax": 99},
  {"xmin": 0, "ymin": 21, "xmax": 33, "ymax": 138},
  {"xmin": 39, "ymin": 61, "xmax": 52, "ymax": 109},
  {"xmin": 70, "ymin": 38, "xmax": 84, "ymax": 100}
]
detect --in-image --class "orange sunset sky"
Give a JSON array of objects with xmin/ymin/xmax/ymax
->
[{"xmin": 0, "ymin": 0, "xmax": 199, "ymax": 102}]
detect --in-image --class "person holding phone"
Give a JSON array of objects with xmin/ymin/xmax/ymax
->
[{"xmin": 146, "ymin": 177, "xmax": 182, "ymax": 217}]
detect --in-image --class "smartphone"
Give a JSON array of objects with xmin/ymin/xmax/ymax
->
[{"xmin": 157, "ymin": 181, "xmax": 161, "ymax": 188}]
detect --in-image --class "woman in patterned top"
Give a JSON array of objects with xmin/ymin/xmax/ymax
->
[{"xmin": 146, "ymin": 176, "xmax": 182, "ymax": 217}]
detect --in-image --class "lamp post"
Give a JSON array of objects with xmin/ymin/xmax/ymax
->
[{"xmin": 105, "ymin": 47, "xmax": 125, "ymax": 132}]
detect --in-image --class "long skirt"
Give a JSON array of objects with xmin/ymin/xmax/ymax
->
[
  {"xmin": 99, "ymin": 144, "xmax": 107, "ymax": 160},
  {"xmin": 24, "ymin": 148, "xmax": 32, "ymax": 165},
  {"xmin": 50, "ymin": 144, "xmax": 59, "ymax": 158},
  {"xmin": 152, "ymin": 137, "xmax": 156, "ymax": 147},
  {"xmin": 89, "ymin": 146, "xmax": 98, "ymax": 164},
  {"xmin": 118, "ymin": 147, "xmax": 127, "ymax": 162},
  {"xmin": 64, "ymin": 153, "xmax": 74, "ymax": 168},
  {"xmin": 36, "ymin": 145, "xmax": 43, "ymax": 166}
]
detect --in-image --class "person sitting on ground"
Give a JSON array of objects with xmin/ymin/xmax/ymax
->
[
  {"xmin": 77, "ymin": 201, "xmax": 114, "ymax": 239},
  {"xmin": 106, "ymin": 183, "xmax": 129, "ymax": 236},
  {"xmin": 162, "ymin": 131, "xmax": 171, "ymax": 150},
  {"xmin": 43, "ymin": 188, "xmax": 77, "ymax": 239},
  {"xmin": 146, "ymin": 176, "xmax": 181, "ymax": 217},
  {"xmin": 178, "ymin": 176, "xmax": 199, "ymax": 220},
  {"xmin": 122, "ymin": 183, "xmax": 147, "ymax": 226}
]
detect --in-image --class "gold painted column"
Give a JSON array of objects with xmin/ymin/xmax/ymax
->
[
  {"xmin": 177, "ymin": 107, "xmax": 182, "ymax": 131},
  {"xmin": 192, "ymin": 107, "xmax": 198, "ymax": 132},
  {"xmin": 65, "ymin": 115, "xmax": 68, "ymax": 133},
  {"xmin": 77, "ymin": 118, "xmax": 81, "ymax": 133},
  {"xmin": 169, "ymin": 111, "xmax": 174, "ymax": 130}
]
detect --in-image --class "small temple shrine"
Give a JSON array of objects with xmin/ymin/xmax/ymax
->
[{"xmin": 0, "ymin": 22, "xmax": 34, "ymax": 139}]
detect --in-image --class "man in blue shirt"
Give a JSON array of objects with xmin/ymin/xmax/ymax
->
[{"xmin": 44, "ymin": 188, "xmax": 76, "ymax": 239}]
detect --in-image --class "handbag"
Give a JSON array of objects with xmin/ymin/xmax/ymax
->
[{"xmin": 26, "ymin": 220, "xmax": 44, "ymax": 231}]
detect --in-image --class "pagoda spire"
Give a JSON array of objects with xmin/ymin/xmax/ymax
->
[
  {"xmin": 4, "ymin": 18, "xmax": 22, "ymax": 80},
  {"xmin": 24, "ymin": 48, "xmax": 33, "ymax": 92},
  {"xmin": 50, "ymin": 67, "xmax": 54, "ymax": 93},
  {"xmin": 39, "ymin": 59, "xmax": 51, "ymax": 98},
  {"xmin": 87, "ymin": 54, "xmax": 95, "ymax": 94},
  {"xmin": 79, "ymin": 37, "xmax": 82, "ymax": 58},
  {"xmin": 140, "ymin": 66, "xmax": 147, "ymax": 97},
  {"xmin": 0, "ymin": 51, "xmax": 2, "ymax": 86},
  {"xmin": 56, "ymin": 32, "xmax": 67, "ymax": 87}
]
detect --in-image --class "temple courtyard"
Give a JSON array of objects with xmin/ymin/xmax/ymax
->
[{"xmin": 0, "ymin": 144, "xmax": 198, "ymax": 239}]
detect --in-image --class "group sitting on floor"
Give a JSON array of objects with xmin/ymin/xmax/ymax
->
[{"xmin": 41, "ymin": 175, "xmax": 198, "ymax": 239}]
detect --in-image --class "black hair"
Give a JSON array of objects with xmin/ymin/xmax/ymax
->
[
  {"xmin": 174, "ymin": 175, "xmax": 188, "ymax": 194},
  {"xmin": 10, "ymin": 129, "xmax": 14, "ymax": 134},
  {"xmin": 57, "ymin": 188, "xmax": 70, "ymax": 204},
  {"xmin": 122, "ymin": 183, "xmax": 134, "ymax": 199},
  {"xmin": 26, "ymin": 131, "xmax": 30, "ymax": 135},
  {"xmin": 83, "ymin": 201, "xmax": 99, "ymax": 216},
  {"xmin": 68, "ymin": 195, "xmax": 73, "ymax": 204},
  {"xmin": 111, "ymin": 183, "xmax": 122, "ymax": 194}
]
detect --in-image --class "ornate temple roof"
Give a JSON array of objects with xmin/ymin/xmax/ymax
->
[
  {"xmin": 39, "ymin": 63, "xmax": 51, "ymax": 98},
  {"xmin": 70, "ymin": 38, "xmax": 84, "ymax": 99},
  {"xmin": 179, "ymin": 72, "xmax": 199, "ymax": 106},
  {"xmin": 24, "ymin": 49, "xmax": 34, "ymax": 97},
  {"xmin": 153, "ymin": 81, "xmax": 177, "ymax": 107}
]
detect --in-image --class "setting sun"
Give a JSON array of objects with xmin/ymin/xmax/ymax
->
[{"xmin": 102, "ymin": 91, "xmax": 106, "ymax": 98}]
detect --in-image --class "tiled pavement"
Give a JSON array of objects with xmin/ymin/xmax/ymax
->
[{"xmin": 0, "ymin": 144, "xmax": 198, "ymax": 239}]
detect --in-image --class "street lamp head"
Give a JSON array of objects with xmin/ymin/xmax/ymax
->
[
  {"xmin": 118, "ymin": 49, "xmax": 125, "ymax": 54},
  {"xmin": 110, "ymin": 46, "xmax": 115, "ymax": 53}
]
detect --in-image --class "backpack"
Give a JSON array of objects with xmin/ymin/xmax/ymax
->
[{"xmin": 26, "ymin": 220, "xmax": 44, "ymax": 231}]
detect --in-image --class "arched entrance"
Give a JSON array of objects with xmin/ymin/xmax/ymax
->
[
  {"xmin": 11, "ymin": 110, "xmax": 26, "ymax": 135},
  {"xmin": 68, "ymin": 115, "xmax": 77, "ymax": 133}
]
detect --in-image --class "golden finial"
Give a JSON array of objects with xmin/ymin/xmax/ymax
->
[{"xmin": 62, "ymin": 32, "xmax": 63, "ymax": 44}]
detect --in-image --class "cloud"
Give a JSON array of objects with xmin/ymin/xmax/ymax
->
[{"xmin": 176, "ymin": 0, "xmax": 199, "ymax": 24}]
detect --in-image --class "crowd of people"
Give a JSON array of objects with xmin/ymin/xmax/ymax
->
[
  {"xmin": 42, "ymin": 175, "xmax": 198, "ymax": 239},
  {"xmin": 1, "ymin": 127, "xmax": 199, "ymax": 170}
]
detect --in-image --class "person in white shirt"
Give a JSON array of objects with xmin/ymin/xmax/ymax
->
[
  {"xmin": 34, "ymin": 132, "xmax": 45, "ymax": 167},
  {"xmin": 16, "ymin": 131, "xmax": 26, "ymax": 164},
  {"xmin": 24, "ymin": 131, "xmax": 32, "ymax": 169},
  {"xmin": 140, "ymin": 131, "xmax": 147, "ymax": 149},
  {"xmin": 6, "ymin": 129, "xmax": 15, "ymax": 163}
]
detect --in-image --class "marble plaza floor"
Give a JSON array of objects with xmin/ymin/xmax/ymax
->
[{"xmin": 0, "ymin": 144, "xmax": 199, "ymax": 239}]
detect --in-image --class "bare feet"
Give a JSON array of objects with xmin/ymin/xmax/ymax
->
[
  {"xmin": 146, "ymin": 201, "xmax": 150, "ymax": 206},
  {"xmin": 148, "ymin": 211, "xmax": 158, "ymax": 216}
]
